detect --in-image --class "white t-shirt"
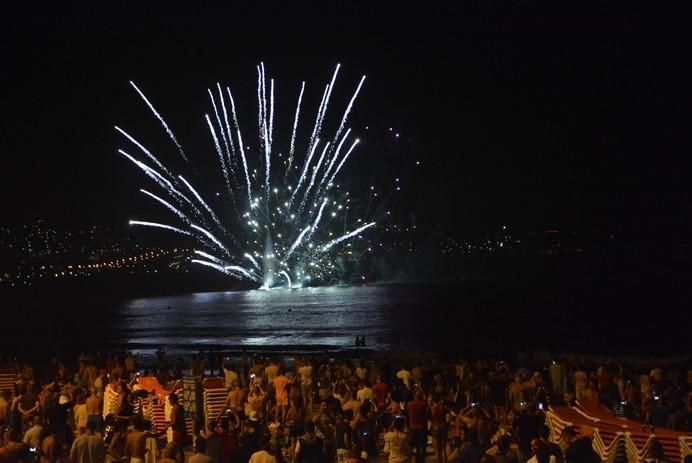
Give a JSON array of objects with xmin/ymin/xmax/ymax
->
[{"xmin": 396, "ymin": 370, "xmax": 412, "ymax": 388}]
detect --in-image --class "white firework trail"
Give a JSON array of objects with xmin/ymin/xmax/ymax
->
[
  {"xmin": 306, "ymin": 84, "xmax": 330, "ymax": 162},
  {"xmin": 217, "ymin": 83, "xmax": 237, "ymax": 161},
  {"xmin": 205, "ymin": 114, "xmax": 232, "ymax": 194},
  {"xmin": 129, "ymin": 81, "xmax": 188, "ymax": 162},
  {"xmin": 327, "ymin": 139, "xmax": 360, "ymax": 187},
  {"xmin": 269, "ymin": 78, "xmax": 275, "ymax": 155},
  {"xmin": 178, "ymin": 175, "xmax": 223, "ymax": 228},
  {"xmin": 283, "ymin": 226, "xmax": 311, "ymax": 262},
  {"xmin": 190, "ymin": 224, "xmax": 229, "ymax": 256},
  {"xmin": 121, "ymin": 64, "xmax": 380, "ymax": 288},
  {"xmin": 333, "ymin": 75, "xmax": 366, "ymax": 145},
  {"xmin": 305, "ymin": 198, "xmax": 329, "ymax": 242},
  {"xmin": 208, "ymin": 88, "xmax": 231, "ymax": 159},
  {"xmin": 140, "ymin": 189, "xmax": 188, "ymax": 222},
  {"xmin": 191, "ymin": 259, "xmax": 225, "ymax": 273},
  {"xmin": 129, "ymin": 220, "xmax": 191, "ymax": 236},
  {"xmin": 279, "ymin": 270, "xmax": 292, "ymax": 288},
  {"xmin": 115, "ymin": 126, "xmax": 172, "ymax": 177},
  {"xmin": 320, "ymin": 222, "xmax": 376, "ymax": 252},
  {"xmin": 317, "ymin": 128, "xmax": 352, "ymax": 194},
  {"xmin": 224, "ymin": 265, "xmax": 258, "ymax": 281},
  {"xmin": 289, "ymin": 138, "xmax": 320, "ymax": 207},
  {"xmin": 194, "ymin": 250, "xmax": 223, "ymax": 264},
  {"xmin": 244, "ymin": 253, "xmax": 261, "ymax": 270},
  {"xmin": 298, "ymin": 141, "xmax": 330, "ymax": 210},
  {"xmin": 119, "ymin": 149, "xmax": 199, "ymax": 215},
  {"xmin": 287, "ymin": 81, "xmax": 305, "ymax": 173}
]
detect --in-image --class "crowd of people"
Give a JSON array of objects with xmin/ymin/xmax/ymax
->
[{"xmin": 0, "ymin": 350, "xmax": 690, "ymax": 463}]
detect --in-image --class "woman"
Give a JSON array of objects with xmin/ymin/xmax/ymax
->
[
  {"xmin": 73, "ymin": 393, "xmax": 88, "ymax": 433},
  {"xmin": 384, "ymin": 416, "xmax": 410, "ymax": 463}
]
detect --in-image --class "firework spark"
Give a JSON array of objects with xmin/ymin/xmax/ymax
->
[{"xmin": 120, "ymin": 64, "xmax": 376, "ymax": 288}]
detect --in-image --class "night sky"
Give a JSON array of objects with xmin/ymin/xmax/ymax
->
[{"xmin": 3, "ymin": 2, "xmax": 692, "ymax": 242}]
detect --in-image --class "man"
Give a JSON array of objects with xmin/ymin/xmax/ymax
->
[
  {"xmin": 22, "ymin": 415, "xmax": 43, "ymax": 448},
  {"xmin": 190, "ymin": 436, "xmax": 213, "ymax": 463},
  {"xmin": 169, "ymin": 393, "xmax": 187, "ymax": 447},
  {"xmin": 536, "ymin": 425, "xmax": 563, "ymax": 463},
  {"xmin": 372, "ymin": 377, "xmax": 389, "ymax": 409},
  {"xmin": 249, "ymin": 439, "xmax": 277, "ymax": 463},
  {"xmin": 295, "ymin": 421, "xmax": 327, "ymax": 463},
  {"xmin": 264, "ymin": 359, "xmax": 280, "ymax": 392},
  {"xmin": 221, "ymin": 360, "xmax": 239, "ymax": 390},
  {"xmin": 356, "ymin": 381, "xmax": 373, "ymax": 404},
  {"xmin": 405, "ymin": 391, "xmax": 427, "ymax": 463},
  {"xmin": 69, "ymin": 421, "xmax": 105, "ymax": 463},
  {"xmin": 125, "ymin": 416, "xmax": 148, "ymax": 463},
  {"xmin": 85, "ymin": 387, "xmax": 104, "ymax": 433},
  {"xmin": 299, "ymin": 359, "xmax": 315, "ymax": 412},
  {"xmin": 18, "ymin": 384, "xmax": 39, "ymax": 430}
]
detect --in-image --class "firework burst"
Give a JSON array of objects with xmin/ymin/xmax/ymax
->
[{"xmin": 119, "ymin": 64, "xmax": 377, "ymax": 288}]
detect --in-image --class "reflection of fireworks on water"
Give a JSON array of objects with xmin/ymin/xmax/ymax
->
[{"xmin": 119, "ymin": 64, "xmax": 379, "ymax": 288}]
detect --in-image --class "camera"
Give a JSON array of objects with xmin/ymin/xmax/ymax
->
[
  {"xmin": 471, "ymin": 402, "xmax": 479, "ymax": 407},
  {"xmin": 537, "ymin": 402, "xmax": 545, "ymax": 410}
]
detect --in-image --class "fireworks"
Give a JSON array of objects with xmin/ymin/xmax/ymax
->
[{"xmin": 119, "ymin": 64, "xmax": 377, "ymax": 288}]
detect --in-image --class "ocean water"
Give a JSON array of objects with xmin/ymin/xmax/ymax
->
[
  {"xmin": 4, "ymin": 280, "xmax": 690, "ymax": 363},
  {"xmin": 109, "ymin": 285, "xmax": 418, "ymax": 359}
]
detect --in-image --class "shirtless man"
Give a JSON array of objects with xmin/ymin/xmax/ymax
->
[
  {"xmin": 125, "ymin": 416, "xmax": 148, "ymax": 463},
  {"xmin": 85, "ymin": 387, "xmax": 104, "ymax": 433}
]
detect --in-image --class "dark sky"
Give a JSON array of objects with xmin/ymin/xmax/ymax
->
[{"xmin": 2, "ymin": 2, "xmax": 692, "ymax": 241}]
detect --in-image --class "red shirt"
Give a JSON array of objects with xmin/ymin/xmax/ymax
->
[
  {"xmin": 406, "ymin": 399, "xmax": 427, "ymax": 431},
  {"xmin": 372, "ymin": 381, "xmax": 388, "ymax": 406}
]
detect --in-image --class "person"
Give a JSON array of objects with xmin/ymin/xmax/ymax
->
[
  {"xmin": 125, "ymin": 416, "xmax": 148, "ymax": 463},
  {"xmin": 450, "ymin": 428, "xmax": 485, "ymax": 463},
  {"xmin": 273, "ymin": 369, "xmax": 291, "ymax": 423},
  {"xmin": 383, "ymin": 415, "xmax": 410, "ymax": 463},
  {"xmin": 85, "ymin": 388, "xmax": 103, "ymax": 434},
  {"xmin": 353, "ymin": 403, "xmax": 378, "ymax": 463},
  {"xmin": 18, "ymin": 385, "xmax": 39, "ymax": 432},
  {"xmin": 69, "ymin": 421, "xmax": 105, "ymax": 463},
  {"xmin": 334, "ymin": 413, "xmax": 352, "ymax": 463},
  {"xmin": 430, "ymin": 393, "xmax": 448, "ymax": 463},
  {"xmin": 169, "ymin": 393, "xmax": 187, "ymax": 447},
  {"xmin": 105, "ymin": 419, "xmax": 127, "ymax": 463},
  {"xmin": 565, "ymin": 437, "xmax": 599, "ymax": 463},
  {"xmin": 536, "ymin": 425, "xmax": 562, "ymax": 463},
  {"xmin": 298, "ymin": 360, "xmax": 314, "ymax": 412},
  {"xmin": 0, "ymin": 426, "xmax": 30, "ymax": 463},
  {"xmin": 645, "ymin": 439, "xmax": 671, "ymax": 463},
  {"xmin": 295, "ymin": 421, "xmax": 327, "ymax": 463},
  {"xmin": 189, "ymin": 436, "xmax": 213, "ymax": 463},
  {"xmin": 248, "ymin": 439, "xmax": 277, "ymax": 463},
  {"xmin": 23, "ymin": 415, "xmax": 43, "ymax": 449},
  {"xmin": 405, "ymin": 391, "xmax": 427, "ymax": 463}
]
